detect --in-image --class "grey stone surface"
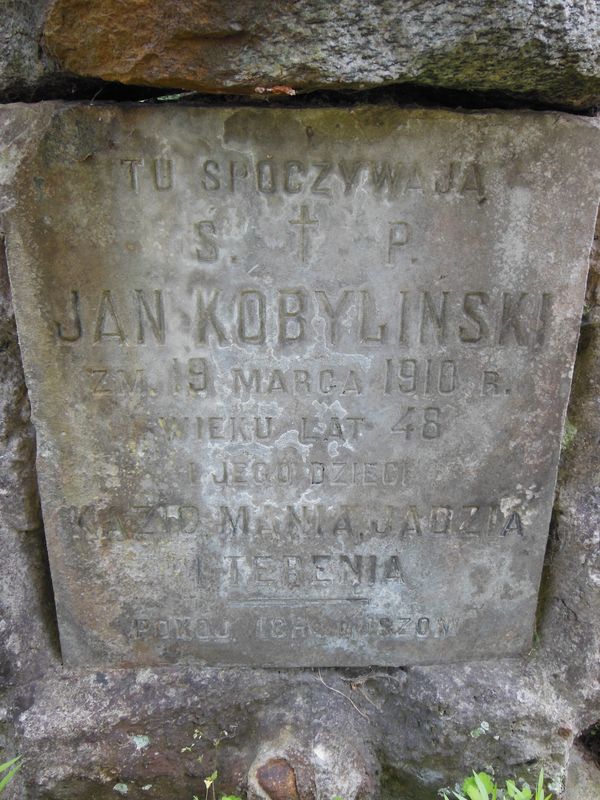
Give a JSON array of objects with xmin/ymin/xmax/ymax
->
[
  {"xmin": 3, "ymin": 104, "xmax": 600, "ymax": 669},
  {"xmin": 564, "ymin": 748, "xmax": 600, "ymax": 800},
  {"xmin": 538, "ymin": 220, "xmax": 600, "ymax": 730},
  {"xmin": 0, "ymin": 641, "xmax": 593, "ymax": 799},
  {"xmin": 0, "ymin": 266, "xmax": 595, "ymax": 791},
  {"xmin": 1, "ymin": 105, "xmax": 600, "ymax": 800},
  {"xmin": 0, "ymin": 161, "xmax": 60, "ymax": 796},
  {"xmin": 0, "ymin": 1, "xmax": 56, "ymax": 101}
]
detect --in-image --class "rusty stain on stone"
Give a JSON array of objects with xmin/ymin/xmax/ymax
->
[{"xmin": 257, "ymin": 757, "xmax": 300, "ymax": 800}]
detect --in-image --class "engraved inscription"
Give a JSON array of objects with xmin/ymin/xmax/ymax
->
[
  {"xmin": 123, "ymin": 156, "xmax": 486, "ymax": 199},
  {"xmin": 53, "ymin": 288, "xmax": 553, "ymax": 350},
  {"xmin": 8, "ymin": 105, "xmax": 598, "ymax": 668}
]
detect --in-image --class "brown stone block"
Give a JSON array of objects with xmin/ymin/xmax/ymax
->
[{"xmin": 41, "ymin": 1, "xmax": 600, "ymax": 106}]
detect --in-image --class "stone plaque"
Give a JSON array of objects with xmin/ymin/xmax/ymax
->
[{"xmin": 3, "ymin": 104, "xmax": 600, "ymax": 667}]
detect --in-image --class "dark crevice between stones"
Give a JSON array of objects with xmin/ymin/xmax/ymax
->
[
  {"xmin": 532, "ymin": 505, "xmax": 560, "ymax": 648},
  {"xmin": 578, "ymin": 720, "xmax": 600, "ymax": 770},
  {"xmin": 2, "ymin": 76, "xmax": 598, "ymax": 115},
  {"xmin": 29, "ymin": 522, "xmax": 62, "ymax": 666},
  {"xmin": 379, "ymin": 761, "xmax": 433, "ymax": 800},
  {"xmin": 579, "ymin": 221, "xmax": 600, "ymax": 355}
]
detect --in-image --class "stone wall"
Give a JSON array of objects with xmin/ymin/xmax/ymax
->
[{"xmin": 1, "ymin": 3, "xmax": 600, "ymax": 799}]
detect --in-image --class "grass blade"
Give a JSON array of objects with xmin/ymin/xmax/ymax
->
[
  {"xmin": 473, "ymin": 772, "xmax": 490, "ymax": 800},
  {"xmin": 0, "ymin": 763, "xmax": 21, "ymax": 793},
  {"xmin": 0, "ymin": 759, "xmax": 20, "ymax": 775}
]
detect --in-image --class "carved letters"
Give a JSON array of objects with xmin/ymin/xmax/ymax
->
[
  {"xmin": 9, "ymin": 106, "xmax": 598, "ymax": 666},
  {"xmin": 56, "ymin": 288, "xmax": 553, "ymax": 349}
]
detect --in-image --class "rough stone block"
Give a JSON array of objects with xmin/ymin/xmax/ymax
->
[
  {"xmin": 1, "ymin": 2, "xmax": 600, "ymax": 106},
  {"xmin": 0, "ymin": 1, "xmax": 50, "ymax": 100},
  {"xmin": 1, "ymin": 104, "xmax": 600, "ymax": 800},
  {"xmin": 565, "ymin": 748, "xmax": 600, "ymax": 800},
  {"xmin": 41, "ymin": 0, "xmax": 600, "ymax": 107},
  {"xmin": 3, "ymin": 104, "xmax": 600, "ymax": 669}
]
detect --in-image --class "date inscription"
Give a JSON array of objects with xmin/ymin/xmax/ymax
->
[{"xmin": 9, "ymin": 105, "xmax": 593, "ymax": 666}]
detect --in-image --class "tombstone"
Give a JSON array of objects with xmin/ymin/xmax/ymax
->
[{"xmin": 3, "ymin": 103, "xmax": 600, "ymax": 668}]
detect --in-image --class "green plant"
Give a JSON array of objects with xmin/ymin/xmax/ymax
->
[
  {"xmin": 505, "ymin": 770, "xmax": 552, "ymax": 800},
  {"xmin": 0, "ymin": 756, "xmax": 22, "ymax": 795},
  {"xmin": 441, "ymin": 771, "xmax": 497, "ymax": 800},
  {"xmin": 183, "ymin": 727, "xmax": 241, "ymax": 800},
  {"xmin": 194, "ymin": 770, "xmax": 218, "ymax": 800},
  {"xmin": 191, "ymin": 769, "xmax": 241, "ymax": 800},
  {"xmin": 439, "ymin": 769, "xmax": 552, "ymax": 800}
]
